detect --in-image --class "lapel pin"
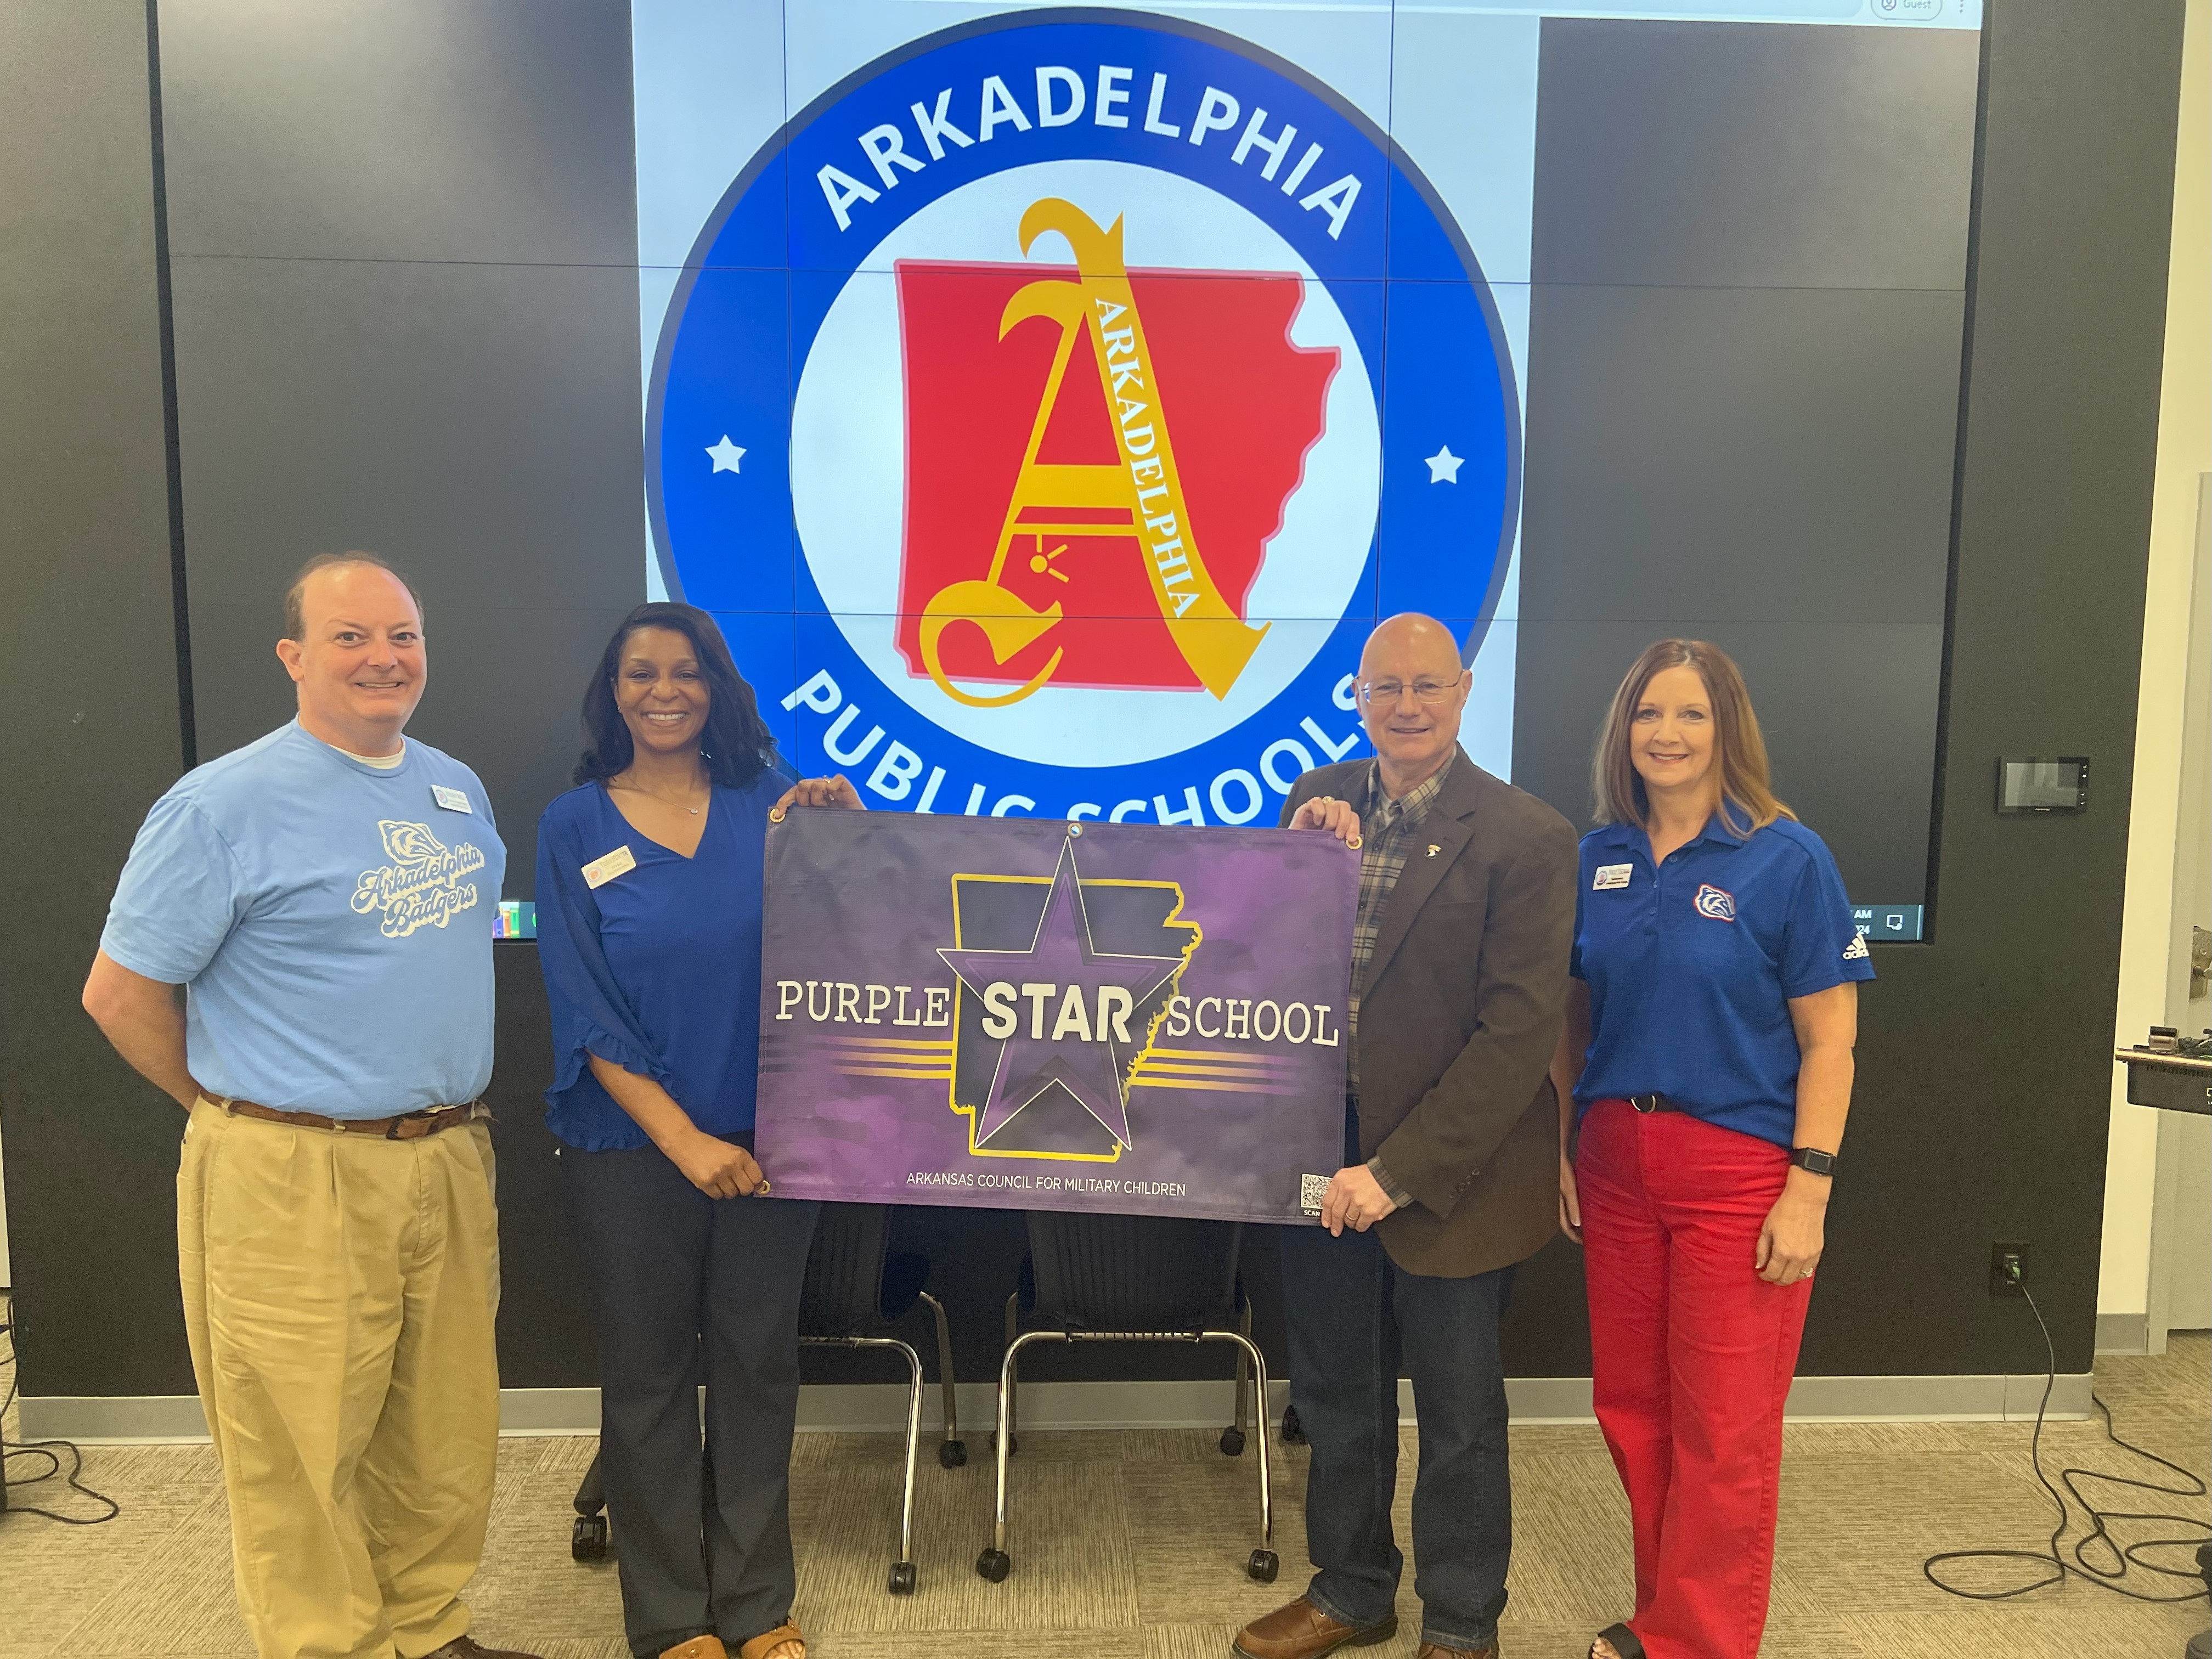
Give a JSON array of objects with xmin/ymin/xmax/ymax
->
[{"xmin": 1426, "ymin": 844, "xmax": 1441, "ymax": 858}]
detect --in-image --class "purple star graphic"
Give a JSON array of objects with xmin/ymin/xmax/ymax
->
[{"xmin": 937, "ymin": 838, "xmax": 1186, "ymax": 1150}]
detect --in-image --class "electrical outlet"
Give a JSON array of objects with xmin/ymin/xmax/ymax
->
[{"xmin": 1989, "ymin": 1240, "xmax": 2029, "ymax": 1297}]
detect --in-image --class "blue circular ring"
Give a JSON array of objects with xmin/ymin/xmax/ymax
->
[{"xmin": 649, "ymin": 8, "xmax": 1520, "ymax": 815}]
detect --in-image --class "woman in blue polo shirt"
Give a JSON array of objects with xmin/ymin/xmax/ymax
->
[
  {"xmin": 536, "ymin": 603, "xmax": 858, "ymax": 1659},
  {"xmin": 1550, "ymin": 639, "xmax": 1873, "ymax": 1659}
]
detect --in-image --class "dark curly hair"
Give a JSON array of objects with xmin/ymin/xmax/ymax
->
[{"xmin": 574, "ymin": 603, "xmax": 778, "ymax": 790}]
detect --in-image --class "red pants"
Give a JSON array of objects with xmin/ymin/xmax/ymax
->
[{"xmin": 1577, "ymin": 1099, "xmax": 1812, "ymax": 1659}]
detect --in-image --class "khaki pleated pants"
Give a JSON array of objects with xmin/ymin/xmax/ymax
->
[{"xmin": 177, "ymin": 1098, "xmax": 502, "ymax": 1659}]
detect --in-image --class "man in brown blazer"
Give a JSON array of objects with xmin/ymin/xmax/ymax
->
[{"xmin": 1234, "ymin": 614, "xmax": 1577, "ymax": 1659}]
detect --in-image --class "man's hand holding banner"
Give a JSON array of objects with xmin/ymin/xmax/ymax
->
[{"xmin": 756, "ymin": 813, "xmax": 1357, "ymax": 1224}]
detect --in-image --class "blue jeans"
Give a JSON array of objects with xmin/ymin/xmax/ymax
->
[{"xmin": 1279, "ymin": 1222, "xmax": 1515, "ymax": 1651}]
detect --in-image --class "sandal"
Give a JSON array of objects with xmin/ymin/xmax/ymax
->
[
  {"xmin": 1590, "ymin": 1624, "xmax": 1644, "ymax": 1659},
  {"xmin": 737, "ymin": 1621, "xmax": 804, "ymax": 1659}
]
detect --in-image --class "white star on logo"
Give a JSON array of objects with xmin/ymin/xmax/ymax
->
[
  {"xmin": 706, "ymin": 435, "xmax": 746, "ymax": 474},
  {"xmin": 1424, "ymin": 445, "xmax": 1464, "ymax": 484}
]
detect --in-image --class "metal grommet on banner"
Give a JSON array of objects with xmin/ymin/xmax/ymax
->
[
  {"xmin": 1347, "ymin": 834, "xmax": 1363, "ymax": 850},
  {"xmin": 769, "ymin": 806, "xmax": 786, "ymax": 823},
  {"xmin": 1067, "ymin": 822, "xmax": 1084, "ymax": 836}
]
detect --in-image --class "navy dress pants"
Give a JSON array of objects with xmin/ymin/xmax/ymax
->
[
  {"xmin": 560, "ymin": 1137, "xmax": 821, "ymax": 1659},
  {"xmin": 1279, "ymin": 1221, "xmax": 1515, "ymax": 1652}
]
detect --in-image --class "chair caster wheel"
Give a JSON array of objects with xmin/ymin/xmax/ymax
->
[
  {"xmin": 1248, "ymin": 1548, "xmax": 1279, "ymax": 1583},
  {"xmin": 976, "ymin": 1548, "xmax": 1011, "ymax": 1583},
  {"xmin": 1219, "ymin": 1426, "xmax": 1246, "ymax": 1457},
  {"xmin": 889, "ymin": 1560, "xmax": 918, "ymax": 1595},
  {"xmin": 939, "ymin": 1440, "xmax": 968, "ymax": 1469},
  {"xmin": 571, "ymin": 1514, "xmax": 608, "ymax": 1562},
  {"xmin": 1280, "ymin": 1404, "xmax": 1306, "ymax": 1445},
  {"xmin": 989, "ymin": 1432, "xmax": 1019, "ymax": 1457}
]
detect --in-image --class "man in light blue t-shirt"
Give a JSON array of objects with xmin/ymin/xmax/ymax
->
[{"xmin": 83, "ymin": 554, "xmax": 537, "ymax": 1659}]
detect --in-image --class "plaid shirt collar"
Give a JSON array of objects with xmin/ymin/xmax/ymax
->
[
  {"xmin": 1348, "ymin": 751, "xmax": 1457, "ymax": 1004},
  {"xmin": 1359, "ymin": 752, "xmax": 1454, "ymax": 837}
]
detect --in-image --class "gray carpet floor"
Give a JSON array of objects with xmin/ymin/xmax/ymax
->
[{"xmin": 3, "ymin": 1323, "xmax": 2204, "ymax": 1658}]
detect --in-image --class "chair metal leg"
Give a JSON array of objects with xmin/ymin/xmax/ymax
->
[
  {"xmin": 840, "ymin": 1335, "xmax": 924, "ymax": 1594},
  {"xmin": 1217, "ymin": 1329, "xmax": 1278, "ymax": 1582},
  {"xmin": 977, "ymin": 1329, "xmax": 1063, "ymax": 1582},
  {"xmin": 919, "ymin": 1290, "xmax": 964, "ymax": 1466},
  {"xmin": 1225, "ymin": 1301, "xmax": 1254, "ymax": 1454},
  {"xmin": 1000, "ymin": 1290, "xmax": 1023, "ymax": 1452}
]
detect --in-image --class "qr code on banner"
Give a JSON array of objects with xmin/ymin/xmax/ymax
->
[{"xmin": 1300, "ymin": 1173, "xmax": 1330, "ymax": 1215}]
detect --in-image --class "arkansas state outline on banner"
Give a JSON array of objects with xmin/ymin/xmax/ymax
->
[{"xmin": 755, "ymin": 812, "xmax": 1356, "ymax": 1223}]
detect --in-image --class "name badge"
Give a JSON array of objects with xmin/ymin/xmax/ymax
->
[
  {"xmin": 1593, "ymin": 863, "xmax": 1633, "ymax": 890},
  {"xmin": 431, "ymin": 784, "xmax": 472, "ymax": 814},
  {"xmin": 583, "ymin": 845, "xmax": 637, "ymax": 889}
]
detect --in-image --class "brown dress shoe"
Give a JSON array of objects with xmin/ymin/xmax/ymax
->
[
  {"xmin": 1233, "ymin": 1596, "xmax": 1398, "ymax": 1659},
  {"xmin": 421, "ymin": 1637, "xmax": 544, "ymax": 1659}
]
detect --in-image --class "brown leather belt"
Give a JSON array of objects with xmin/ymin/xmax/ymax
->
[{"xmin": 210, "ymin": 1097, "xmax": 486, "ymax": 1140}]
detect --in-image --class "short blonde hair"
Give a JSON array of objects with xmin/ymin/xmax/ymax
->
[{"xmin": 1591, "ymin": 639, "xmax": 1792, "ymax": 836}]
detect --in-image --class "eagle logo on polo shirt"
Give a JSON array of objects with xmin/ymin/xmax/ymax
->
[{"xmin": 1693, "ymin": 883, "xmax": 1736, "ymax": 922}]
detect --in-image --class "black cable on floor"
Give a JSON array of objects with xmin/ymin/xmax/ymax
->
[
  {"xmin": 1923, "ymin": 1273, "xmax": 2209, "ymax": 1604},
  {"xmin": 0, "ymin": 1312, "xmax": 122, "ymax": 1526}
]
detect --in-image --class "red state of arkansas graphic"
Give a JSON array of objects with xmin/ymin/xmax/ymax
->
[{"xmin": 893, "ymin": 259, "xmax": 1339, "ymax": 693}]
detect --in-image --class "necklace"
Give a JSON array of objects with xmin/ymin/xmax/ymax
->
[{"xmin": 614, "ymin": 775, "xmax": 706, "ymax": 814}]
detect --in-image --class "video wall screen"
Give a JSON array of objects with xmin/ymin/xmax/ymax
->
[{"xmin": 161, "ymin": 1, "xmax": 1979, "ymax": 938}]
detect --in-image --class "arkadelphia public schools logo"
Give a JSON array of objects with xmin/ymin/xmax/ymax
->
[{"xmin": 648, "ymin": 9, "xmax": 1520, "ymax": 824}]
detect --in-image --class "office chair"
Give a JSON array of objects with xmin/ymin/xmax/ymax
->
[{"xmin": 973, "ymin": 1211, "xmax": 1277, "ymax": 1587}]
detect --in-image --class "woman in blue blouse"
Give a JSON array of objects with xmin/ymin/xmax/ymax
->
[
  {"xmin": 537, "ymin": 603, "xmax": 859, "ymax": 1659},
  {"xmin": 1549, "ymin": 640, "xmax": 1872, "ymax": 1659}
]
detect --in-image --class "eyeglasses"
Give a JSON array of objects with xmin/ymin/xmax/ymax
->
[{"xmin": 1358, "ymin": 678, "xmax": 1460, "ymax": 707}]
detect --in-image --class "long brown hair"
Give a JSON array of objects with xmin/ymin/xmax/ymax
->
[{"xmin": 1590, "ymin": 639, "xmax": 1792, "ymax": 837}]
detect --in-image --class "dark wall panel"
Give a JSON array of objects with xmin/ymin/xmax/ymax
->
[
  {"xmin": 1826, "ymin": 0, "xmax": 2181, "ymax": 1376},
  {"xmin": 156, "ymin": 0, "xmax": 637, "ymax": 264},
  {"xmin": 1513, "ymin": 280, "xmax": 1965, "ymax": 903},
  {"xmin": 1505, "ymin": 0, "xmax": 2184, "ymax": 1380},
  {"xmin": 1530, "ymin": 18, "xmax": 1979, "ymax": 292},
  {"xmin": 167, "ymin": 252, "xmax": 650, "ymax": 888},
  {"xmin": 0, "ymin": 0, "xmax": 198, "ymax": 1395},
  {"xmin": 1516, "ymin": 19, "xmax": 1972, "ymax": 914},
  {"xmin": 1519, "ymin": 286, "xmax": 1965, "ymax": 625},
  {"xmin": 157, "ymin": 0, "xmax": 647, "ymax": 897}
]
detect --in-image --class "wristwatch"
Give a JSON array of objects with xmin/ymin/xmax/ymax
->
[{"xmin": 1790, "ymin": 1147, "xmax": 1838, "ymax": 1177}]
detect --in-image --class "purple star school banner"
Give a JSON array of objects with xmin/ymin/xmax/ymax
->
[{"xmin": 755, "ymin": 811, "xmax": 1358, "ymax": 1224}]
